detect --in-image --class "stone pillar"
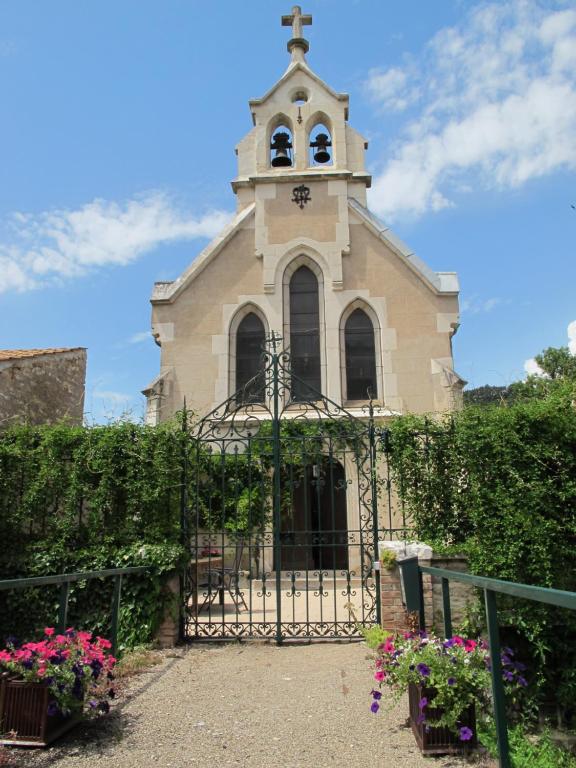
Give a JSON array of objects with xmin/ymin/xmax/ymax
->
[{"xmin": 155, "ymin": 572, "xmax": 181, "ymax": 649}]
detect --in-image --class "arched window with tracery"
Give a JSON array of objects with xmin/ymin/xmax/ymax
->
[
  {"xmin": 344, "ymin": 308, "xmax": 377, "ymax": 400},
  {"xmin": 235, "ymin": 312, "xmax": 266, "ymax": 403},
  {"xmin": 289, "ymin": 265, "xmax": 321, "ymax": 401}
]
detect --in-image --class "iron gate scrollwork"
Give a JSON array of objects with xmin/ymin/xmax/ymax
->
[{"xmin": 182, "ymin": 336, "xmax": 387, "ymax": 642}]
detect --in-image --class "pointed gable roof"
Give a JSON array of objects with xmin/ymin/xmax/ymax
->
[
  {"xmin": 348, "ymin": 198, "xmax": 459, "ymax": 295},
  {"xmin": 248, "ymin": 61, "xmax": 349, "ymax": 125}
]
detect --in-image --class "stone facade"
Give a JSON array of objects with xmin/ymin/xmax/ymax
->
[
  {"xmin": 0, "ymin": 348, "xmax": 87, "ymax": 429},
  {"xmin": 144, "ymin": 9, "xmax": 464, "ymax": 424}
]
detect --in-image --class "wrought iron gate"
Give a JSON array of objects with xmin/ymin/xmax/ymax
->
[{"xmin": 182, "ymin": 339, "xmax": 389, "ymax": 642}]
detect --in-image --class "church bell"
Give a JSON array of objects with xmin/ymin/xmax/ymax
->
[
  {"xmin": 310, "ymin": 132, "xmax": 331, "ymax": 164},
  {"xmin": 270, "ymin": 131, "xmax": 293, "ymax": 167}
]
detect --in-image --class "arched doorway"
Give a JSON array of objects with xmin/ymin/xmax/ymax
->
[{"xmin": 278, "ymin": 458, "xmax": 348, "ymax": 571}]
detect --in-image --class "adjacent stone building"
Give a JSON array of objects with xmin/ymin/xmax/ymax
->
[
  {"xmin": 0, "ymin": 348, "xmax": 86, "ymax": 428},
  {"xmin": 144, "ymin": 7, "xmax": 464, "ymax": 424}
]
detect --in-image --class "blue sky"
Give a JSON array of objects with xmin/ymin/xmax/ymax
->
[{"xmin": 1, "ymin": 0, "xmax": 575, "ymax": 421}]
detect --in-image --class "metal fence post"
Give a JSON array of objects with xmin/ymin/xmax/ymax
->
[
  {"xmin": 441, "ymin": 577, "xmax": 452, "ymax": 638},
  {"xmin": 398, "ymin": 556, "xmax": 424, "ymax": 628},
  {"xmin": 110, "ymin": 575, "xmax": 123, "ymax": 656},
  {"xmin": 57, "ymin": 582, "xmax": 70, "ymax": 632},
  {"xmin": 484, "ymin": 588, "xmax": 511, "ymax": 768}
]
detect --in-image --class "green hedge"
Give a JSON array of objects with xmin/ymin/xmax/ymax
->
[
  {"xmin": 386, "ymin": 394, "xmax": 576, "ymax": 718},
  {"xmin": 0, "ymin": 421, "xmax": 187, "ymax": 648}
]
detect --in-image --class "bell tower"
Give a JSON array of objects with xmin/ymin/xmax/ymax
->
[{"xmin": 233, "ymin": 6, "xmax": 372, "ymax": 293}]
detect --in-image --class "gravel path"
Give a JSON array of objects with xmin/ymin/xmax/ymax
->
[{"xmin": 18, "ymin": 643, "xmax": 479, "ymax": 768}]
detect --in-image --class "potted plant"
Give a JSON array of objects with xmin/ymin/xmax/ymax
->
[
  {"xmin": 370, "ymin": 631, "xmax": 526, "ymax": 755},
  {"xmin": 0, "ymin": 628, "xmax": 116, "ymax": 746}
]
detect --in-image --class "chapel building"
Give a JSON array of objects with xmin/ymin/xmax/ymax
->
[{"xmin": 144, "ymin": 7, "xmax": 463, "ymax": 425}]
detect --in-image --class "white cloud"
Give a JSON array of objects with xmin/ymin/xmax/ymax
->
[
  {"xmin": 568, "ymin": 320, "xmax": 576, "ymax": 355},
  {"xmin": 365, "ymin": 66, "xmax": 419, "ymax": 112},
  {"xmin": 524, "ymin": 358, "xmax": 544, "ymax": 376},
  {"xmin": 461, "ymin": 295, "xmax": 506, "ymax": 314},
  {"xmin": 128, "ymin": 331, "xmax": 151, "ymax": 344},
  {"xmin": 0, "ymin": 192, "xmax": 232, "ymax": 294},
  {"xmin": 366, "ymin": 2, "xmax": 576, "ymax": 220},
  {"xmin": 93, "ymin": 390, "xmax": 133, "ymax": 404}
]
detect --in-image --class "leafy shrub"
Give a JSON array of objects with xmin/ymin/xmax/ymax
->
[{"xmin": 385, "ymin": 395, "xmax": 576, "ymax": 720}]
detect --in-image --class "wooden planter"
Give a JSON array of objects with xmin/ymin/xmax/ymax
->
[
  {"xmin": 408, "ymin": 682, "xmax": 477, "ymax": 755},
  {"xmin": 0, "ymin": 676, "xmax": 81, "ymax": 747}
]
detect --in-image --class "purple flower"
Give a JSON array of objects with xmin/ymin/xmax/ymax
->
[
  {"xmin": 417, "ymin": 713, "xmax": 426, "ymax": 724},
  {"xmin": 459, "ymin": 727, "xmax": 473, "ymax": 742},
  {"xmin": 47, "ymin": 702, "xmax": 59, "ymax": 717},
  {"xmin": 88, "ymin": 700, "xmax": 98, "ymax": 709},
  {"xmin": 518, "ymin": 676, "xmax": 527, "ymax": 687},
  {"xmin": 371, "ymin": 689, "xmax": 382, "ymax": 700},
  {"xmin": 418, "ymin": 697, "xmax": 428, "ymax": 710},
  {"xmin": 416, "ymin": 663, "xmax": 430, "ymax": 678},
  {"xmin": 503, "ymin": 670, "xmax": 514, "ymax": 682},
  {"xmin": 443, "ymin": 638, "xmax": 455, "ymax": 648},
  {"xmin": 370, "ymin": 701, "xmax": 380, "ymax": 713},
  {"xmin": 447, "ymin": 677, "xmax": 456, "ymax": 686}
]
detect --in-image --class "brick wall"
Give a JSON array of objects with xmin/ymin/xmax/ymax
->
[{"xmin": 379, "ymin": 548, "xmax": 473, "ymax": 635}]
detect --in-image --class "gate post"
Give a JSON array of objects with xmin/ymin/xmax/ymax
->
[
  {"xmin": 179, "ymin": 401, "xmax": 188, "ymax": 642},
  {"xmin": 271, "ymin": 347, "xmax": 283, "ymax": 645},
  {"xmin": 368, "ymin": 404, "xmax": 382, "ymax": 626}
]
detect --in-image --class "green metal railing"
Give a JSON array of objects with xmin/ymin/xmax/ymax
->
[
  {"xmin": 0, "ymin": 567, "xmax": 149, "ymax": 655},
  {"xmin": 397, "ymin": 557, "xmax": 576, "ymax": 768}
]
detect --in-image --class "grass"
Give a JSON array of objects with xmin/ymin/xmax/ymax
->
[
  {"xmin": 115, "ymin": 646, "xmax": 164, "ymax": 680},
  {"xmin": 478, "ymin": 723, "xmax": 576, "ymax": 768}
]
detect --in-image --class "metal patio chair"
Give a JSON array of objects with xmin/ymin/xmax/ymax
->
[{"xmin": 197, "ymin": 539, "xmax": 248, "ymax": 612}]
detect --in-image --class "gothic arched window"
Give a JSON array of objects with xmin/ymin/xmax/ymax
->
[
  {"xmin": 236, "ymin": 312, "xmax": 266, "ymax": 404},
  {"xmin": 344, "ymin": 308, "xmax": 377, "ymax": 400},
  {"xmin": 289, "ymin": 266, "xmax": 321, "ymax": 401}
]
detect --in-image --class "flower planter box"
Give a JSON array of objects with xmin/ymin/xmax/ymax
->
[
  {"xmin": 408, "ymin": 682, "xmax": 477, "ymax": 755},
  {"xmin": 0, "ymin": 676, "xmax": 81, "ymax": 747}
]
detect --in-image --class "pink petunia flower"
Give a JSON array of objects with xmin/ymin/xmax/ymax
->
[{"xmin": 44, "ymin": 627, "xmax": 55, "ymax": 637}]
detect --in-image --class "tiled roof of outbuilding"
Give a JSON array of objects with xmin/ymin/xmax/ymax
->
[{"xmin": 0, "ymin": 348, "xmax": 85, "ymax": 362}]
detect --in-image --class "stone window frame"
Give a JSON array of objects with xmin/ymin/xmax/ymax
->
[
  {"xmin": 339, "ymin": 299, "xmax": 383, "ymax": 406},
  {"xmin": 228, "ymin": 303, "xmax": 269, "ymax": 401},
  {"xmin": 282, "ymin": 254, "xmax": 327, "ymax": 402}
]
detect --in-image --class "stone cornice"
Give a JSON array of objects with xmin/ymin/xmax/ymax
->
[{"xmin": 232, "ymin": 170, "xmax": 371, "ymax": 192}]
